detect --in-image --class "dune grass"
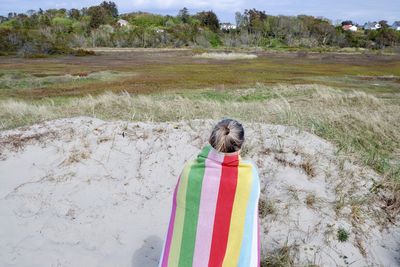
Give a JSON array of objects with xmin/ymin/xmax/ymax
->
[{"xmin": 1, "ymin": 84, "xmax": 399, "ymax": 217}]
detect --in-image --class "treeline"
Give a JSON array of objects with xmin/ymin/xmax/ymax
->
[{"xmin": 0, "ymin": 2, "xmax": 399, "ymax": 56}]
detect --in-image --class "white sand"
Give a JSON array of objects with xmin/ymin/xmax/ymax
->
[
  {"xmin": 194, "ymin": 52, "xmax": 257, "ymax": 60},
  {"xmin": 0, "ymin": 117, "xmax": 399, "ymax": 267}
]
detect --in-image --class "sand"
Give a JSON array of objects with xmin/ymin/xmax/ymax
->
[
  {"xmin": 0, "ymin": 117, "xmax": 399, "ymax": 267},
  {"xmin": 193, "ymin": 52, "xmax": 258, "ymax": 60}
]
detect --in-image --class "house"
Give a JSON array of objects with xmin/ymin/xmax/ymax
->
[
  {"xmin": 391, "ymin": 21, "xmax": 400, "ymax": 31},
  {"xmin": 220, "ymin": 23, "xmax": 237, "ymax": 31},
  {"xmin": 341, "ymin": 21, "xmax": 357, "ymax": 31},
  {"xmin": 363, "ymin": 22, "xmax": 381, "ymax": 30},
  {"xmin": 342, "ymin": 24, "xmax": 358, "ymax": 31},
  {"xmin": 117, "ymin": 19, "xmax": 129, "ymax": 27}
]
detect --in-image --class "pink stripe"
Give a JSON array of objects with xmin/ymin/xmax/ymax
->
[
  {"xmin": 257, "ymin": 215, "xmax": 260, "ymax": 267},
  {"xmin": 161, "ymin": 177, "xmax": 180, "ymax": 267},
  {"xmin": 192, "ymin": 149, "xmax": 223, "ymax": 267}
]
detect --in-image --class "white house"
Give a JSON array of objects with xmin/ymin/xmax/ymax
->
[
  {"xmin": 117, "ymin": 19, "xmax": 129, "ymax": 27},
  {"xmin": 349, "ymin": 25, "xmax": 358, "ymax": 31},
  {"xmin": 391, "ymin": 21, "xmax": 400, "ymax": 31},
  {"xmin": 363, "ymin": 22, "xmax": 381, "ymax": 30},
  {"xmin": 342, "ymin": 24, "xmax": 358, "ymax": 31},
  {"xmin": 220, "ymin": 23, "xmax": 237, "ymax": 31}
]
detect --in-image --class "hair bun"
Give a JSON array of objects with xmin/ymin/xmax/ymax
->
[
  {"xmin": 225, "ymin": 127, "xmax": 230, "ymax": 135},
  {"xmin": 209, "ymin": 119, "xmax": 245, "ymax": 153}
]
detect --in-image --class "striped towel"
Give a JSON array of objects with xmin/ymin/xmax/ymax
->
[{"xmin": 159, "ymin": 144, "xmax": 261, "ymax": 267}]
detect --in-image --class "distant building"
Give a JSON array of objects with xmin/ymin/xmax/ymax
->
[
  {"xmin": 117, "ymin": 19, "xmax": 129, "ymax": 27},
  {"xmin": 342, "ymin": 24, "xmax": 358, "ymax": 31},
  {"xmin": 391, "ymin": 21, "xmax": 400, "ymax": 31},
  {"xmin": 363, "ymin": 22, "xmax": 381, "ymax": 30},
  {"xmin": 220, "ymin": 23, "xmax": 237, "ymax": 31}
]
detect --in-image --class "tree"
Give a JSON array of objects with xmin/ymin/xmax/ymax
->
[
  {"xmin": 26, "ymin": 10, "xmax": 36, "ymax": 17},
  {"xmin": 178, "ymin": 7, "xmax": 190, "ymax": 23},
  {"xmin": 59, "ymin": 9, "xmax": 67, "ymax": 17},
  {"xmin": 100, "ymin": 1, "xmax": 118, "ymax": 18},
  {"xmin": 87, "ymin": 6, "xmax": 111, "ymax": 28},
  {"xmin": 8, "ymin": 12, "xmax": 16, "ymax": 19},
  {"xmin": 235, "ymin": 11, "xmax": 245, "ymax": 28},
  {"xmin": 378, "ymin": 20, "xmax": 389, "ymax": 29},
  {"xmin": 244, "ymin": 9, "xmax": 267, "ymax": 33},
  {"xmin": 196, "ymin": 11, "xmax": 219, "ymax": 32},
  {"xmin": 68, "ymin": 9, "xmax": 81, "ymax": 20}
]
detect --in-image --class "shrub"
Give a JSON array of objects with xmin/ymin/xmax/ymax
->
[
  {"xmin": 73, "ymin": 49, "xmax": 96, "ymax": 56},
  {"xmin": 23, "ymin": 53, "xmax": 49, "ymax": 58}
]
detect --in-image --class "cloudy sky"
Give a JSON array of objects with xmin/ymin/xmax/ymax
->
[{"xmin": 1, "ymin": 0, "xmax": 399, "ymax": 24}]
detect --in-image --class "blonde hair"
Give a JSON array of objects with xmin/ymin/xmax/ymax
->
[{"xmin": 209, "ymin": 119, "xmax": 245, "ymax": 153}]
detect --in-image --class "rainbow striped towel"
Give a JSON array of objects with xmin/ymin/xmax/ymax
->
[{"xmin": 159, "ymin": 144, "xmax": 261, "ymax": 267}]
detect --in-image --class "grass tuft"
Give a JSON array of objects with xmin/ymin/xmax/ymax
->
[{"xmin": 337, "ymin": 228, "xmax": 350, "ymax": 242}]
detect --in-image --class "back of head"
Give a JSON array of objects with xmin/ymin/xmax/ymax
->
[{"xmin": 209, "ymin": 119, "xmax": 245, "ymax": 153}]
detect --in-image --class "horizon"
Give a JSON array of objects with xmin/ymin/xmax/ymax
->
[{"xmin": 0, "ymin": 0, "xmax": 399, "ymax": 25}]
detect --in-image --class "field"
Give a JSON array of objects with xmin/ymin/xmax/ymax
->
[
  {"xmin": 1, "ymin": 49, "xmax": 400, "ymax": 100},
  {"xmin": 0, "ymin": 49, "xmax": 399, "ymax": 266}
]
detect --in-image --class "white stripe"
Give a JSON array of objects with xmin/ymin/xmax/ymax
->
[{"xmin": 249, "ymin": 204, "xmax": 259, "ymax": 266}]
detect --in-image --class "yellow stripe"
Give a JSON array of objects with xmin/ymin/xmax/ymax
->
[
  {"xmin": 222, "ymin": 161, "xmax": 254, "ymax": 267},
  {"xmin": 168, "ymin": 161, "xmax": 193, "ymax": 266}
]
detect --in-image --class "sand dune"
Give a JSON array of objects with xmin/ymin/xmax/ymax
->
[{"xmin": 0, "ymin": 117, "xmax": 399, "ymax": 266}]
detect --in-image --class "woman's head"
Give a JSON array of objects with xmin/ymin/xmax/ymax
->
[{"xmin": 209, "ymin": 119, "xmax": 245, "ymax": 153}]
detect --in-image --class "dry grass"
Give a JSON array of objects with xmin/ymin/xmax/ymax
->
[
  {"xmin": 300, "ymin": 160, "xmax": 316, "ymax": 178},
  {"xmin": 306, "ymin": 193, "xmax": 316, "ymax": 208},
  {"xmin": 261, "ymin": 243, "xmax": 298, "ymax": 267},
  {"xmin": 259, "ymin": 199, "xmax": 276, "ymax": 218}
]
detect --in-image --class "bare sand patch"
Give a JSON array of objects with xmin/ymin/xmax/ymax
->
[{"xmin": 194, "ymin": 52, "xmax": 258, "ymax": 60}]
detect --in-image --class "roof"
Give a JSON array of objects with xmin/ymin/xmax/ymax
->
[{"xmin": 392, "ymin": 21, "xmax": 400, "ymax": 27}]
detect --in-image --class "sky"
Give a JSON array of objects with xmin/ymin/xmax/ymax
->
[{"xmin": 0, "ymin": 0, "xmax": 399, "ymax": 24}]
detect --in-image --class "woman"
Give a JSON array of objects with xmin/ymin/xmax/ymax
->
[{"xmin": 159, "ymin": 119, "xmax": 260, "ymax": 267}]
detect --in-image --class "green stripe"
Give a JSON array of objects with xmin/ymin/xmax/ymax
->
[
  {"xmin": 168, "ymin": 161, "xmax": 193, "ymax": 266},
  {"xmin": 178, "ymin": 145, "xmax": 211, "ymax": 267}
]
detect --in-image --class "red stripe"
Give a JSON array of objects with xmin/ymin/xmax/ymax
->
[{"xmin": 208, "ymin": 155, "xmax": 239, "ymax": 267}]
